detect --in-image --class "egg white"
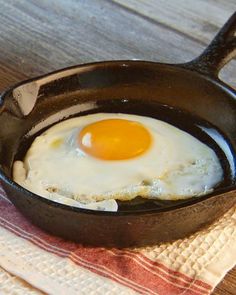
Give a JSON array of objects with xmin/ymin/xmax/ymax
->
[{"xmin": 13, "ymin": 113, "xmax": 223, "ymax": 211}]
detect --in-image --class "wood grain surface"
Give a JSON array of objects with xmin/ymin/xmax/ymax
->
[{"xmin": 0, "ymin": 0, "xmax": 235, "ymax": 293}]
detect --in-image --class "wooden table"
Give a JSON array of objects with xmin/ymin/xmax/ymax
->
[{"xmin": 0, "ymin": 1, "xmax": 235, "ymax": 293}]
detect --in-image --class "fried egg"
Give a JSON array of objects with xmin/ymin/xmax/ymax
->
[{"xmin": 13, "ymin": 113, "xmax": 223, "ymax": 211}]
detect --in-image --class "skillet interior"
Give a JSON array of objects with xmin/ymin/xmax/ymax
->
[
  {"xmin": 14, "ymin": 93, "xmax": 235, "ymax": 212},
  {"xmin": 0, "ymin": 61, "xmax": 235, "ymax": 246}
]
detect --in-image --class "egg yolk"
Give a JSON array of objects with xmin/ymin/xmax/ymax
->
[{"xmin": 78, "ymin": 119, "xmax": 152, "ymax": 160}]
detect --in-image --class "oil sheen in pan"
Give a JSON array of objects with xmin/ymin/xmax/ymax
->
[{"xmin": 15, "ymin": 99, "xmax": 235, "ymax": 212}]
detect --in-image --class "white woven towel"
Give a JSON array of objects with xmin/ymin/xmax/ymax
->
[{"xmin": 0, "ymin": 190, "xmax": 235, "ymax": 294}]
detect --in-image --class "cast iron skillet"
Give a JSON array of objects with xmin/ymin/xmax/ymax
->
[{"xmin": 0, "ymin": 13, "xmax": 236, "ymax": 247}]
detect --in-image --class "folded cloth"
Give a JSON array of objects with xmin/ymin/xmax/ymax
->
[{"xmin": 0, "ymin": 186, "xmax": 235, "ymax": 295}]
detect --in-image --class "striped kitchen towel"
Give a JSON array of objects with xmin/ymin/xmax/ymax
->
[{"xmin": 0, "ymin": 186, "xmax": 235, "ymax": 295}]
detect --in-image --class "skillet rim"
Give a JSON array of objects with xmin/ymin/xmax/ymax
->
[{"xmin": 0, "ymin": 59, "xmax": 235, "ymax": 216}]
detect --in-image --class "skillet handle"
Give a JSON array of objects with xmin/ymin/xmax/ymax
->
[{"xmin": 183, "ymin": 12, "xmax": 236, "ymax": 77}]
